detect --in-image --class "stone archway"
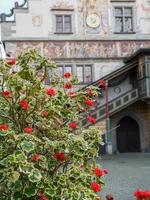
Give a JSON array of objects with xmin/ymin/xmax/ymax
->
[{"xmin": 116, "ymin": 116, "xmax": 141, "ymax": 153}]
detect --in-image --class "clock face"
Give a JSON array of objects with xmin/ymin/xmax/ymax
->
[
  {"xmin": 114, "ymin": 87, "xmax": 121, "ymax": 94},
  {"xmin": 86, "ymin": 13, "xmax": 100, "ymax": 28}
]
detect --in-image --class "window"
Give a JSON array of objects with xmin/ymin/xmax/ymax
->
[
  {"xmin": 56, "ymin": 15, "xmax": 72, "ymax": 33},
  {"xmin": 114, "ymin": 7, "xmax": 134, "ymax": 33},
  {"xmin": 138, "ymin": 57, "xmax": 146, "ymax": 79},
  {"xmin": 111, "ymin": 0, "xmax": 135, "ymax": 2},
  {"xmin": 138, "ymin": 63, "xmax": 146, "ymax": 79},
  {"xmin": 56, "ymin": 65, "xmax": 63, "ymax": 77},
  {"xmin": 76, "ymin": 65, "xmax": 92, "ymax": 83},
  {"xmin": 55, "ymin": 64, "xmax": 92, "ymax": 84},
  {"xmin": 55, "ymin": 65, "xmax": 72, "ymax": 76}
]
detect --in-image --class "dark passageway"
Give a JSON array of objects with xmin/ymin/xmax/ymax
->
[{"xmin": 117, "ymin": 116, "xmax": 141, "ymax": 153}]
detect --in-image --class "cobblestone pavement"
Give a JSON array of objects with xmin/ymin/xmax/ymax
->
[{"xmin": 99, "ymin": 153, "xmax": 150, "ymax": 200}]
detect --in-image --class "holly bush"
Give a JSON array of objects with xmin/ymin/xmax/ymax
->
[{"xmin": 0, "ymin": 50, "xmax": 106, "ymax": 200}]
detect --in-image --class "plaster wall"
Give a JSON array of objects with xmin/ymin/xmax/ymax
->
[
  {"xmin": 2, "ymin": 0, "xmax": 150, "ymax": 82},
  {"xmin": 94, "ymin": 61, "xmax": 123, "ymax": 80},
  {"xmin": 98, "ymin": 75, "xmax": 132, "ymax": 106},
  {"xmin": 2, "ymin": 0, "xmax": 150, "ymax": 40}
]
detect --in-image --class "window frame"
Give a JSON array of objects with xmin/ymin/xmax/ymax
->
[
  {"xmin": 55, "ymin": 14, "xmax": 73, "ymax": 34},
  {"xmin": 55, "ymin": 64, "xmax": 93, "ymax": 84},
  {"xmin": 55, "ymin": 64, "xmax": 73, "ymax": 77},
  {"xmin": 76, "ymin": 64, "xmax": 93, "ymax": 84},
  {"xmin": 111, "ymin": 0, "xmax": 136, "ymax": 2},
  {"xmin": 114, "ymin": 6, "xmax": 135, "ymax": 34}
]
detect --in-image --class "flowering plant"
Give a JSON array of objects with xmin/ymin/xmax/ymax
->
[{"xmin": 0, "ymin": 50, "xmax": 106, "ymax": 200}]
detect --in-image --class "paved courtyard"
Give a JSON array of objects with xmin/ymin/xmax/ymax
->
[{"xmin": 99, "ymin": 153, "xmax": 150, "ymax": 200}]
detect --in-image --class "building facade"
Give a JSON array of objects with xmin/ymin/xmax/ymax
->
[
  {"xmin": 1, "ymin": 0, "xmax": 150, "ymax": 84},
  {"xmin": 1, "ymin": 0, "xmax": 150, "ymax": 153}
]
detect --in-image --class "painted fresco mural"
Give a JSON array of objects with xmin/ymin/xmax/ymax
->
[
  {"xmin": 2, "ymin": 0, "xmax": 150, "ymax": 61},
  {"xmin": 2, "ymin": 0, "xmax": 150, "ymax": 39},
  {"xmin": 32, "ymin": 15, "xmax": 43, "ymax": 27},
  {"xmin": 77, "ymin": 0, "xmax": 109, "ymax": 35},
  {"xmin": 50, "ymin": 0, "xmax": 74, "ymax": 10},
  {"xmin": 11, "ymin": 41, "xmax": 150, "ymax": 59},
  {"xmin": 138, "ymin": 0, "xmax": 150, "ymax": 34}
]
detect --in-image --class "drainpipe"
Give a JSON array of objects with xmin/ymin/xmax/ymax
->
[{"xmin": 105, "ymin": 80, "xmax": 112, "ymax": 155}]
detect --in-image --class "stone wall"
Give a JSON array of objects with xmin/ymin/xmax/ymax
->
[{"xmin": 111, "ymin": 101, "xmax": 150, "ymax": 153}]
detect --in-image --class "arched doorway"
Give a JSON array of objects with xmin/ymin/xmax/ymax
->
[{"xmin": 117, "ymin": 116, "xmax": 141, "ymax": 153}]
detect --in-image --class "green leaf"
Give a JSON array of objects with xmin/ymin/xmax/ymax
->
[
  {"xmin": 0, "ymin": 155, "xmax": 14, "ymax": 166},
  {"xmin": 45, "ymin": 187, "xmax": 55, "ymax": 197},
  {"xmin": 0, "ymin": 157, "xmax": 9, "ymax": 167},
  {"xmin": 9, "ymin": 171, "xmax": 20, "ymax": 183},
  {"xmin": 36, "ymin": 181, "xmax": 44, "ymax": 189},
  {"xmin": 15, "ymin": 153, "xmax": 27, "ymax": 164},
  {"xmin": 19, "ymin": 163, "xmax": 33, "ymax": 174},
  {"xmin": 12, "ymin": 180, "xmax": 23, "ymax": 192},
  {"xmin": 20, "ymin": 141, "xmax": 34, "ymax": 152},
  {"xmin": 28, "ymin": 168, "xmax": 42, "ymax": 183},
  {"xmin": 0, "ymin": 170, "xmax": 4, "ymax": 182},
  {"xmin": 39, "ymin": 156, "xmax": 48, "ymax": 169},
  {"xmin": 11, "ymin": 192, "xmax": 22, "ymax": 200},
  {"xmin": 0, "ymin": 130, "xmax": 8, "ymax": 136},
  {"xmin": 24, "ymin": 186, "xmax": 37, "ymax": 197}
]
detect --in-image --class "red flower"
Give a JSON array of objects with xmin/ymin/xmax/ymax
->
[
  {"xmin": 94, "ymin": 167, "xmax": 103, "ymax": 177},
  {"xmin": 38, "ymin": 195, "xmax": 49, "ymax": 200},
  {"xmin": 46, "ymin": 88, "xmax": 57, "ymax": 96},
  {"xmin": 53, "ymin": 152, "xmax": 66, "ymax": 162},
  {"xmin": 19, "ymin": 99, "xmax": 29, "ymax": 110},
  {"xmin": 99, "ymin": 80, "xmax": 106, "ymax": 88},
  {"xmin": 80, "ymin": 163, "xmax": 83, "ymax": 168},
  {"xmin": 144, "ymin": 190, "xmax": 150, "ymax": 197},
  {"xmin": 103, "ymin": 169, "xmax": 109, "ymax": 175},
  {"xmin": 0, "ymin": 124, "xmax": 9, "ymax": 131},
  {"xmin": 84, "ymin": 99, "xmax": 94, "ymax": 107},
  {"xmin": 134, "ymin": 189, "xmax": 150, "ymax": 199},
  {"xmin": 24, "ymin": 127, "xmax": 33, "ymax": 133},
  {"xmin": 41, "ymin": 111, "xmax": 49, "ymax": 117},
  {"xmin": 69, "ymin": 122, "xmax": 78, "ymax": 129},
  {"xmin": 91, "ymin": 182, "xmax": 101, "ymax": 193},
  {"xmin": 87, "ymin": 115, "xmax": 96, "ymax": 124},
  {"xmin": 86, "ymin": 88, "xmax": 94, "ymax": 97},
  {"xmin": 6, "ymin": 59, "xmax": 16, "ymax": 65},
  {"xmin": 64, "ymin": 72, "xmax": 72, "ymax": 78},
  {"xmin": 32, "ymin": 153, "xmax": 40, "ymax": 162},
  {"xmin": 68, "ymin": 91, "xmax": 75, "ymax": 97},
  {"xmin": 1, "ymin": 91, "xmax": 11, "ymax": 98},
  {"xmin": 134, "ymin": 190, "xmax": 145, "ymax": 198},
  {"xmin": 64, "ymin": 82, "xmax": 72, "ymax": 89}
]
